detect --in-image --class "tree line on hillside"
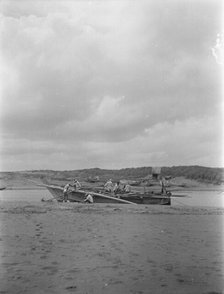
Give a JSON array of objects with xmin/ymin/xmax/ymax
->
[
  {"xmin": 1, "ymin": 166, "xmax": 223, "ymax": 185},
  {"xmin": 161, "ymin": 166, "xmax": 223, "ymax": 184},
  {"xmin": 81, "ymin": 166, "xmax": 224, "ymax": 185},
  {"xmin": 72, "ymin": 166, "xmax": 223, "ymax": 185}
]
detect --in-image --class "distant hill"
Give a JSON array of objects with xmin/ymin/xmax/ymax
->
[
  {"xmin": 161, "ymin": 166, "xmax": 224, "ymax": 185},
  {"xmin": 0, "ymin": 166, "xmax": 223, "ymax": 187},
  {"xmin": 75, "ymin": 166, "xmax": 224, "ymax": 184}
]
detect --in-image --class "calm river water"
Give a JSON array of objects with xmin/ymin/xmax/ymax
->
[{"xmin": 0, "ymin": 189, "xmax": 223, "ymax": 208}]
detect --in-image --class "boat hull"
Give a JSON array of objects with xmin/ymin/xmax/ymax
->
[
  {"xmin": 120, "ymin": 194, "xmax": 171, "ymax": 205},
  {"xmin": 46, "ymin": 185, "xmax": 171, "ymax": 205},
  {"xmin": 46, "ymin": 185, "xmax": 136, "ymax": 204}
]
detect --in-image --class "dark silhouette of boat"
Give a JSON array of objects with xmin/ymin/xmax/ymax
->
[
  {"xmin": 45, "ymin": 184, "xmax": 137, "ymax": 204},
  {"xmin": 42, "ymin": 184, "xmax": 171, "ymax": 205}
]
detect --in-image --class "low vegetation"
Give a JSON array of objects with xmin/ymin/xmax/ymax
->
[{"xmin": 1, "ymin": 166, "xmax": 223, "ymax": 186}]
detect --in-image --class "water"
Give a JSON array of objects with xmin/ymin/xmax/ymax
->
[
  {"xmin": 0, "ymin": 189, "xmax": 53, "ymax": 202},
  {"xmin": 0, "ymin": 189, "xmax": 223, "ymax": 208},
  {"xmin": 172, "ymin": 190, "xmax": 224, "ymax": 208}
]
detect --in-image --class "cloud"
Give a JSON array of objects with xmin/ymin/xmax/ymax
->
[{"xmin": 0, "ymin": 0, "xmax": 223, "ymax": 170}]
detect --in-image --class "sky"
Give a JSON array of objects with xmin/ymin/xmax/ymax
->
[{"xmin": 0, "ymin": 0, "xmax": 223, "ymax": 171}]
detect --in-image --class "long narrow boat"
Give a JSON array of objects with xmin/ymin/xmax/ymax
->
[
  {"xmin": 119, "ymin": 193, "xmax": 171, "ymax": 205},
  {"xmin": 100, "ymin": 190, "xmax": 171, "ymax": 205},
  {"xmin": 87, "ymin": 187, "xmax": 171, "ymax": 205},
  {"xmin": 44, "ymin": 184, "xmax": 137, "ymax": 204},
  {"xmin": 42, "ymin": 184, "xmax": 171, "ymax": 205}
]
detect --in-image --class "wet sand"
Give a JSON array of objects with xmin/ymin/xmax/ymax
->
[{"xmin": 0, "ymin": 201, "xmax": 224, "ymax": 294}]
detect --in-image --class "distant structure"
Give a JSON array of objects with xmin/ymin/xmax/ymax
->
[
  {"xmin": 87, "ymin": 176, "xmax": 100, "ymax": 183},
  {"xmin": 152, "ymin": 167, "xmax": 161, "ymax": 180}
]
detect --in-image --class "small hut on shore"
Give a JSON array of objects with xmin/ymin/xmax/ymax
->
[{"xmin": 152, "ymin": 167, "xmax": 161, "ymax": 180}]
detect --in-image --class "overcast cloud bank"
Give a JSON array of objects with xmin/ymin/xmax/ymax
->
[{"xmin": 0, "ymin": 0, "xmax": 223, "ymax": 171}]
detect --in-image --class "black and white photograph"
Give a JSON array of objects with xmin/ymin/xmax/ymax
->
[{"xmin": 0, "ymin": 0, "xmax": 223, "ymax": 293}]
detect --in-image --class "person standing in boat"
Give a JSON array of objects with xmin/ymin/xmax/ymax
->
[
  {"xmin": 63, "ymin": 183, "xmax": 71, "ymax": 202},
  {"xmin": 104, "ymin": 179, "xmax": 113, "ymax": 192},
  {"xmin": 159, "ymin": 176, "xmax": 167, "ymax": 194}
]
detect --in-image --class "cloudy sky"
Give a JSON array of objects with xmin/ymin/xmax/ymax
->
[{"xmin": 0, "ymin": 0, "xmax": 223, "ymax": 171}]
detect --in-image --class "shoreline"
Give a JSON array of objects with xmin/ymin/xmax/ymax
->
[
  {"xmin": 0, "ymin": 201, "xmax": 223, "ymax": 294},
  {"xmin": 1, "ymin": 200, "xmax": 224, "ymax": 214}
]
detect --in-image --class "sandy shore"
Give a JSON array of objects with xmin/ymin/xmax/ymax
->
[{"xmin": 0, "ymin": 201, "xmax": 223, "ymax": 294}]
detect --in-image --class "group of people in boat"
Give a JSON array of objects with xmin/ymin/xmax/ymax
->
[
  {"xmin": 62, "ymin": 178, "xmax": 132, "ymax": 203},
  {"xmin": 62, "ymin": 176, "xmax": 169, "ymax": 203},
  {"xmin": 104, "ymin": 179, "xmax": 131, "ymax": 195}
]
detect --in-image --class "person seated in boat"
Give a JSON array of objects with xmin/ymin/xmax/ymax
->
[
  {"xmin": 84, "ymin": 193, "xmax": 94, "ymax": 204},
  {"xmin": 123, "ymin": 184, "xmax": 131, "ymax": 193},
  {"xmin": 104, "ymin": 179, "xmax": 113, "ymax": 192},
  {"xmin": 63, "ymin": 183, "xmax": 71, "ymax": 202},
  {"xmin": 71, "ymin": 179, "xmax": 81, "ymax": 190},
  {"xmin": 113, "ymin": 181, "xmax": 121, "ymax": 196}
]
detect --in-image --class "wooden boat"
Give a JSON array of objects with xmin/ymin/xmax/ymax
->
[
  {"xmin": 43, "ymin": 184, "xmax": 171, "ymax": 205},
  {"xmin": 119, "ymin": 192, "xmax": 171, "ymax": 205},
  {"xmin": 89, "ymin": 186, "xmax": 171, "ymax": 205},
  {"xmin": 44, "ymin": 184, "xmax": 137, "ymax": 205}
]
